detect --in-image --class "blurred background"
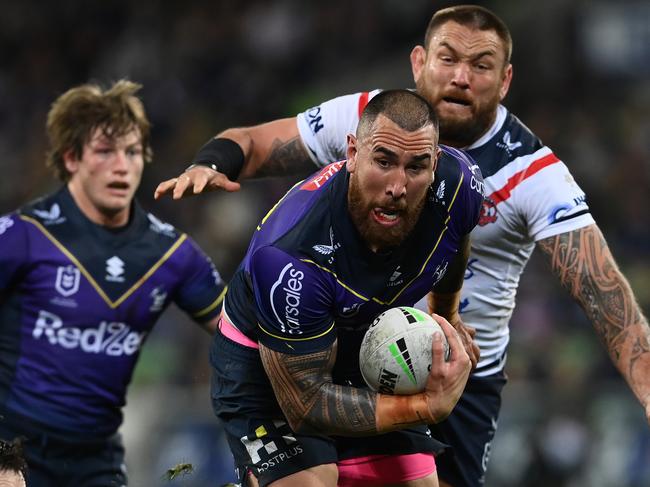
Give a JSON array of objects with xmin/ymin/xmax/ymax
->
[{"xmin": 1, "ymin": 0, "xmax": 649, "ymax": 485}]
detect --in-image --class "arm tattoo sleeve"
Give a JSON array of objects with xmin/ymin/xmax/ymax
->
[
  {"xmin": 537, "ymin": 224, "xmax": 650, "ymax": 403},
  {"xmin": 259, "ymin": 340, "xmax": 379, "ymax": 436},
  {"xmin": 254, "ymin": 136, "xmax": 316, "ymax": 178}
]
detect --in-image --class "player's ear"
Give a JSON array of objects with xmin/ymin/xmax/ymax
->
[
  {"xmin": 63, "ymin": 149, "xmax": 80, "ymax": 174},
  {"xmin": 346, "ymin": 134, "xmax": 358, "ymax": 173},
  {"xmin": 410, "ymin": 45, "xmax": 426, "ymax": 84},
  {"xmin": 499, "ymin": 63, "xmax": 513, "ymax": 101},
  {"xmin": 431, "ymin": 146, "xmax": 441, "ymax": 173}
]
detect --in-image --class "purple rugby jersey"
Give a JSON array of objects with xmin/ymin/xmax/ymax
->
[
  {"xmin": 0, "ymin": 187, "xmax": 225, "ymax": 437},
  {"xmin": 223, "ymin": 147, "xmax": 483, "ymax": 378}
]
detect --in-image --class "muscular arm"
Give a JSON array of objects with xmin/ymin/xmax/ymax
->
[
  {"xmin": 219, "ymin": 118, "xmax": 316, "ymax": 179},
  {"xmin": 259, "ymin": 331, "xmax": 468, "ymax": 436},
  {"xmin": 537, "ymin": 224, "xmax": 650, "ymax": 420},
  {"xmin": 259, "ymin": 340, "xmax": 378, "ymax": 436},
  {"xmin": 155, "ymin": 118, "xmax": 317, "ymax": 199}
]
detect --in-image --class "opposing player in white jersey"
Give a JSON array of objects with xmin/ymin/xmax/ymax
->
[{"xmin": 156, "ymin": 5, "xmax": 650, "ymax": 487}]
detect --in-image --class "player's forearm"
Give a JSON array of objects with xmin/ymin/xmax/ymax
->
[
  {"xmin": 259, "ymin": 344, "xmax": 437, "ymax": 437},
  {"xmin": 218, "ymin": 118, "xmax": 314, "ymax": 179},
  {"xmin": 538, "ymin": 225, "xmax": 650, "ymax": 407},
  {"xmin": 428, "ymin": 291, "xmax": 461, "ymax": 323}
]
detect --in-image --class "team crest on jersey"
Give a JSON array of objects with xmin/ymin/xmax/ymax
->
[
  {"xmin": 55, "ymin": 265, "xmax": 80, "ymax": 297},
  {"xmin": 33, "ymin": 203, "xmax": 66, "ymax": 225},
  {"xmin": 300, "ymin": 161, "xmax": 344, "ymax": 191},
  {"xmin": 478, "ymin": 198, "xmax": 498, "ymax": 226}
]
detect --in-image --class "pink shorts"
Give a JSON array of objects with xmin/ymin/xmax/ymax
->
[{"xmin": 337, "ymin": 453, "xmax": 436, "ymax": 486}]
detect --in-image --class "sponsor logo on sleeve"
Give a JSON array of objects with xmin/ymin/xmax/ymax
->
[
  {"xmin": 548, "ymin": 194, "xmax": 588, "ymax": 224},
  {"xmin": 270, "ymin": 263, "xmax": 305, "ymax": 335},
  {"xmin": 301, "ymin": 160, "xmax": 344, "ymax": 191},
  {"xmin": 305, "ymin": 106, "xmax": 324, "ymax": 134}
]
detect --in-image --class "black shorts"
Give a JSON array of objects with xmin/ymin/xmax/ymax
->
[
  {"xmin": 0, "ymin": 413, "xmax": 126, "ymax": 487},
  {"xmin": 210, "ymin": 331, "xmax": 446, "ymax": 487},
  {"xmin": 429, "ymin": 370, "xmax": 507, "ymax": 487}
]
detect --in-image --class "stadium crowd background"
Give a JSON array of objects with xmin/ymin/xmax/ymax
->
[{"xmin": 1, "ymin": 0, "xmax": 648, "ymax": 485}]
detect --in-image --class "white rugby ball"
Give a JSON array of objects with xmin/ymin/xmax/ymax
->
[{"xmin": 359, "ymin": 306, "xmax": 449, "ymax": 395}]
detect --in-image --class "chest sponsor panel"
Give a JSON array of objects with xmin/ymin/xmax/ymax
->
[{"xmin": 31, "ymin": 309, "xmax": 146, "ymax": 356}]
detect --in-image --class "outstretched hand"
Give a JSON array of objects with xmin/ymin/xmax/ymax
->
[
  {"xmin": 424, "ymin": 313, "xmax": 472, "ymax": 423},
  {"xmin": 154, "ymin": 165, "xmax": 241, "ymax": 200}
]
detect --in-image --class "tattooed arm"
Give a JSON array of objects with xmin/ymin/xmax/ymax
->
[
  {"xmin": 258, "ymin": 317, "xmax": 471, "ymax": 437},
  {"xmin": 537, "ymin": 224, "xmax": 650, "ymax": 423},
  {"xmin": 154, "ymin": 117, "xmax": 316, "ymax": 199}
]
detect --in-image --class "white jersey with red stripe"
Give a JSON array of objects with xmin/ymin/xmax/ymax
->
[{"xmin": 296, "ymin": 90, "xmax": 595, "ymax": 376}]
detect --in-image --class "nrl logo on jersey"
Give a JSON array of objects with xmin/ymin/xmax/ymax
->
[
  {"xmin": 147, "ymin": 213, "xmax": 176, "ymax": 237},
  {"xmin": 496, "ymin": 131, "xmax": 522, "ymax": 156},
  {"xmin": 55, "ymin": 265, "xmax": 80, "ymax": 297},
  {"xmin": 105, "ymin": 256, "xmax": 125, "ymax": 282},
  {"xmin": 33, "ymin": 203, "xmax": 66, "ymax": 225}
]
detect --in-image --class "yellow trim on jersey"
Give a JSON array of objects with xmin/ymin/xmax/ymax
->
[
  {"xmin": 256, "ymin": 180, "xmax": 305, "ymax": 231},
  {"xmin": 20, "ymin": 215, "xmax": 187, "ymax": 309},
  {"xmin": 257, "ymin": 320, "xmax": 335, "ymax": 342},
  {"xmin": 446, "ymin": 171, "xmax": 464, "ymax": 213},
  {"xmin": 193, "ymin": 286, "xmax": 227, "ymax": 318},
  {"xmin": 300, "ymin": 195, "xmax": 457, "ymax": 306},
  {"xmin": 299, "ymin": 259, "xmax": 369, "ymax": 301}
]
